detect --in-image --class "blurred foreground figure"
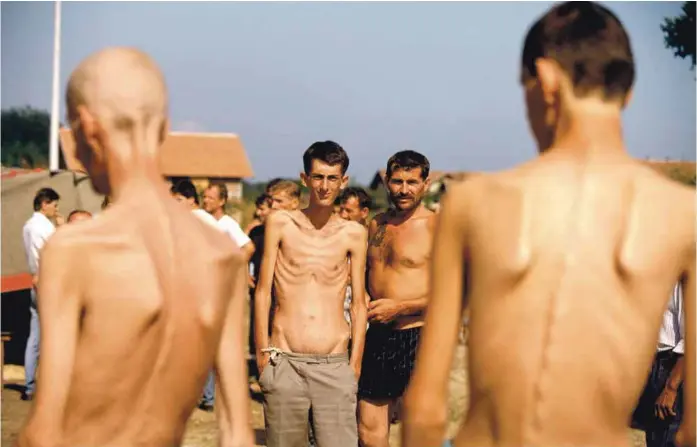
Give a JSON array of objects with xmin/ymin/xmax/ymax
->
[
  {"xmin": 402, "ymin": 3, "xmax": 695, "ymax": 447},
  {"xmin": 16, "ymin": 47, "xmax": 253, "ymax": 447}
]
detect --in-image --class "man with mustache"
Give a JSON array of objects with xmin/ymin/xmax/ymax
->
[{"xmin": 358, "ymin": 150, "xmax": 436, "ymax": 447}]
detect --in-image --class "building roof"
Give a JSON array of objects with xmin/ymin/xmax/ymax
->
[
  {"xmin": 369, "ymin": 160, "xmax": 696, "ymax": 190},
  {"xmin": 58, "ymin": 128, "xmax": 254, "ymax": 179}
]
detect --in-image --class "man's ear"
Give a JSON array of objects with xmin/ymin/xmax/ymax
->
[
  {"xmin": 300, "ymin": 172, "xmax": 309, "ymax": 188},
  {"xmin": 77, "ymin": 105, "xmax": 105, "ymax": 162},
  {"xmin": 341, "ymin": 175, "xmax": 349, "ymax": 190},
  {"xmin": 360, "ymin": 207, "xmax": 370, "ymax": 220}
]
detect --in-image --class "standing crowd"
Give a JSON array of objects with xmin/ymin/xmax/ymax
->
[{"xmin": 13, "ymin": 2, "xmax": 694, "ymax": 447}]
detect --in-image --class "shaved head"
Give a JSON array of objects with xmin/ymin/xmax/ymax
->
[{"xmin": 66, "ymin": 47, "xmax": 169, "ymax": 195}]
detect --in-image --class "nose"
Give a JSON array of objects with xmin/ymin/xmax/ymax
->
[{"xmin": 400, "ymin": 183, "xmax": 409, "ymax": 194}]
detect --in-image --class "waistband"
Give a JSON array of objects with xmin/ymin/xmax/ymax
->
[{"xmin": 262, "ymin": 347, "xmax": 349, "ymax": 364}]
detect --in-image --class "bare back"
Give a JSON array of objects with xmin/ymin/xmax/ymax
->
[
  {"xmin": 367, "ymin": 208, "xmax": 435, "ymax": 329},
  {"xmin": 33, "ymin": 190, "xmax": 242, "ymax": 447},
  {"xmin": 455, "ymin": 155, "xmax": 695, "ymax": 447},
  {"xmin": 270, "ymin": 210, "xmax": 363, "ymax": 355}
]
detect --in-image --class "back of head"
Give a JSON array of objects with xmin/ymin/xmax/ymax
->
[
  {"xmin": 386, "ymin": 150, "xmax": 430, "ymax": 180},
  {"xmin": 33, "ymin": 188, "xmax": 60, "ymax": 211},
  {"xmin": 302, "ymin": 141, "xmax": 350, "ymax": 175},
  {"xmin": 521, "ymin": 1, "xmax": 634, "ymax": 104},
  {"xmin": 340, "ymin": 186, "xmax": 373, "ymax": 210},
  {"xmin": 67, "ymin": 209, "xmax": 92, "ymax": 223},
  {"xmin": 66, "ymin": 47, "xmax": 169, "ymax": 194}
]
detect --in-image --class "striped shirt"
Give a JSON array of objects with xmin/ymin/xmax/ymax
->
[{"xmin": 657, "ymin": 282, "xmax": 684, "ymax": 355}]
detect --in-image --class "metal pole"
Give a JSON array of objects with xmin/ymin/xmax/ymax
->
[{"xmin": 48, "ymin": 0, "xmax": 62, "ymax": 173}]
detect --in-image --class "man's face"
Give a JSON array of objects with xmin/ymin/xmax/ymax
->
[
  {"xmin": 386, "ymin": 167, "xmax": 429, "ymax": 212},
  {"xmin": 269, "ymin": 191, "xmax": 298, "ymax": 211},
  {"xmin": 301, "ymin": 160, "xmax": 347, "ymax": 208},
  {"xmin": 255, "ymin": 201, "xmax": 272, "ymax": 222},
  {"xmin": 339, "ymin": 196, "xmax": 369, "ymax": 225},
  {"xmin": 41, "ymin": 200, "xmax": 59, "ymax": 218},
  {"xmin": 173, "ymin": 193, "xmax": 195, "ymax": 208},
  {"xmin": 202, "ymin": 186, "xmax": 225, "ymax": 214}
]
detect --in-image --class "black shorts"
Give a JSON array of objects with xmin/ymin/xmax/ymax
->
[{"xmin": 358, "ymin": 323, "xmax": 421, "ymax": 400}]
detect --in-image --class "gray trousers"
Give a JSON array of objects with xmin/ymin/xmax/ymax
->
[{"xmin": 260, "ymin": 350, "xmax": 358, "ymax": 447}]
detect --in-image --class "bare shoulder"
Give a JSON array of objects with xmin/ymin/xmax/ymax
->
[
  {"xmin": 266, "ymin": 209, "xmax": 294, "ymax": 229},
  {"xmin": 42, "ymin": 222, "xmax": 89, "ymax": 262}
]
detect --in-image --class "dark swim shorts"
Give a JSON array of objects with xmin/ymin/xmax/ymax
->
[{"xmin": 358, "ymin": 323, "xmax": 421, "ymax": 400}]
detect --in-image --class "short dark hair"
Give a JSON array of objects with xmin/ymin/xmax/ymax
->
[
  {"xmin": 302, "ymin": 141, "xmax": 349, "ymax": 175},
  {"xmin": 386, "ymin": 150, "xmax": 430, "ymax": 180},
  {"xmin": 521, "ymin": 1, "xmax": 634, "ymax": 102},
  {"xmin": 67, "ymin": 209, "xmax": 91, "ymax": 221},
  {"xmin": 265, "ymin": 178, "xmax": 284, "ymax": 193},
  {"xmin": 208, "ymin": 181, "xmax": 228, "ymax": 203},
  {"xmin": 33, "ymin": 187, "xmax": 60, "ymax": 211},
  {"xmin": 339, "ymin": 187, "xmax": 372, "ymax": 210},
  {"xmin": 255, "ymin": 193, "xmax": 271, "ymax": 207},
  {"xmin": 172, "ymin": 180, "xmax": 199, "ymax": 205}
]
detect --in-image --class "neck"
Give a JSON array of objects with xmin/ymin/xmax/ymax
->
[
  {"xmin": 303, "ymin": 202, "xmax": 334, "ymax": 229},
  {"xmin": 547, "ymin": 100, "xmax": 626, "ymax": 157},
  {"xmin": 106, "ymin": 127, "xmax": 166, "ymax": 202},
  {"xmin": 390, "ymin": 202, "xmax": 423, "ymax": 222},
  {"xmin": 212, "ymin": 208, "xmax": 225, "ymax": 219}
]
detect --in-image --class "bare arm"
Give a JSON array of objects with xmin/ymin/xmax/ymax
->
[
  {"xmin": 16, "ymin": 238, "xmax": 81, "ymax": 447},
  {"xmin": 402, "ymin": 191, "xmax": 467, "ymax": 447},
  {"xmin": 215, "ymin": 255, "xmax": 254, "ymax": 447},
  {"xmin": 253, "ymin": 212, "xmax": 285, "ymax": 369},
  {"xmin": 677, "ymin": 250, "xmax": 695, "ymax": 447},
  {"xmin": 348, "ymin": 225, "xmax": 369, "ymax": 376}
]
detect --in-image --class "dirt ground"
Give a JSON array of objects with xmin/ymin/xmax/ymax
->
[{"xmin": 1, "ymin": 344, "xmax": 646, "ymax": 447}]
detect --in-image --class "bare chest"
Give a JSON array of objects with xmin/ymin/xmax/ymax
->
[
  {"xmin": 368, "ymin": 221, "xmax": 432, "ymax": 269},
  {"xmin": 278, "ymin": 225, "xmax": 350, "ymax": 271}
]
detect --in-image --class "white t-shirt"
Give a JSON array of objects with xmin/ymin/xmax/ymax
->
[
  {"xmin": 192, "ymin": 208, "xmax": 219, "ymax": 228},
  {"xmin": 216, "ymin": 215, "xmax": 251, "ymax": 248}
]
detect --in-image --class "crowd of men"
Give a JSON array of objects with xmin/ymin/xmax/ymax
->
[{"xmin": 13, "ymin": 2, "xmax": 694, "ymax": 447}]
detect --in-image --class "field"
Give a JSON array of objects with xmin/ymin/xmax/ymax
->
[{"xmin": 1, "ymin": 341, "xmax": 647, "ymax": 447}]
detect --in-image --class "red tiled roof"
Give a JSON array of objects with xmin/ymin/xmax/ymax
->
[{"xmin": 59, "ymin": 128, "xmax": 254, "ymax": 179}]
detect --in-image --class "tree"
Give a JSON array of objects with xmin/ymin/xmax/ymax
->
[
  {"xmin": 661, "ymin": 1, "xmax": 696, "ymax": 69},
  {"xmin": 1, "ymin": 107, "xmax": 51, "ymax": 168}
]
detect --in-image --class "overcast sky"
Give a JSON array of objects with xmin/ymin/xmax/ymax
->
[{"xmin": 2, "ymin": 1, "xmax": 695, "ymax": 182}]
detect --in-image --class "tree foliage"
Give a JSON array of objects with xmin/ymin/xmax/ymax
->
[
  {"xmin": 661, "ymin": 1, "xmax": 696, "ymax": 69},
  {"xmin": 1, "ymin": 107, "xmax": 51, "ymax": 168}
]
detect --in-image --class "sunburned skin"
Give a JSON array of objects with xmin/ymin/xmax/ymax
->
[
  {"xmin": 408, "ymin": 157, "xmax": 695, "ymax": 447},
  {"xmin": 257, "ymin": 209, "xmax": 367, "ymax": 358},
  {"xmin": 15, "ymin": 47, "xmax": 253, "ymax": 447},
  {"xmin": 402, "ymin": 4, "xmax": 695, "ymax": 446},
  {"xmin": 367, "ymin": 208, "xmax": 436, "ymax": 330}
]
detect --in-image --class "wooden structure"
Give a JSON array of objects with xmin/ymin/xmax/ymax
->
[{"xmin": 58, "ymin": 128, "xmax": 254, "ymax": 202}]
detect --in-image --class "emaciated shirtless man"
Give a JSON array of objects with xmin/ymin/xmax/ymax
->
[
  {"xmin": 15, "ymin": 47, "xmax": 253, "ymax": 447},
  {"xmin": 358, "ymin": 150, "xmax": 436, "ymax": 447},
  {"xmin": 255, "ymin": 141, "xmax": 368, "ymax": 447},
  {"xmin": 402, "ymin": 3, "xmax": 695, "ymax": 447}
]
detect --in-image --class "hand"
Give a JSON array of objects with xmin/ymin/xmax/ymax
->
[
  {"xmin": 247, "ymin": 274, "xmax": 255, "ymax": 289},
  {"xmin": 55, "ymin": 213, "xmax": 65, "ymax": 226},
  {"xmin": 350, "ymin": 362, "xmax": 361, "ymax": 381},
  {"xmin": 655, "ymin": 386, "xmax": 678, "ymax": 420},
  {"xmin": 368, "ymin": 299, "xmax": 402, "ymax": 324}
]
